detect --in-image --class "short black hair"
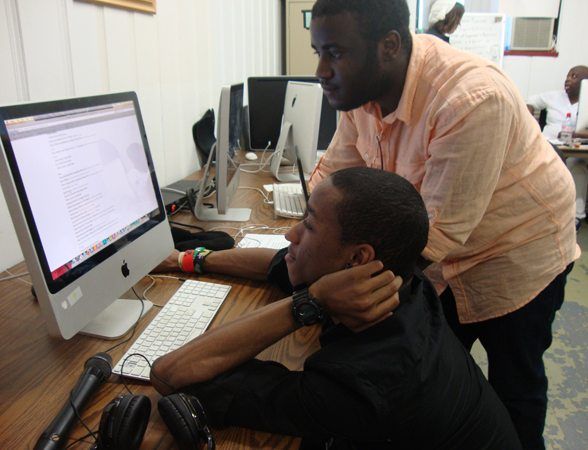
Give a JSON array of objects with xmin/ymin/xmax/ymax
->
[
  {"xmin": 330, "ymin": 167, "xmax": 428, "ymax": 279},
  {"xmin": 312, "ymin": 0, "xmax": 412, "ymax": 54}
]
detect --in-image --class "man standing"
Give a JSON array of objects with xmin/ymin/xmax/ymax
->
[
  {"xmin": 308, "ymin": 1, "xmax": 578, "ymax": 448},
  {"xmin": 527, "ymin": 65, "xmax": 588, "ymax": 229}
]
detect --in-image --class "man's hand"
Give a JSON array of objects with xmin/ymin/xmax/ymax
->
[
  {"xmin": 309, "ymin": 261, "xmax": 402, "ymax": 332},
  {"xmin": 152, "ymin": 249, "xmax": 181, "ymax": 273}
]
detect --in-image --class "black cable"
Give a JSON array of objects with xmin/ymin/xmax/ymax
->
[
  {"xmin": 169, "ymin": 220, "xmax": 205, "ymax": 231},
  {"xmin": 169, "ymin": 199, "xmax": 190, "ymax": 216},
  {"xmin": 103, "ymin": 288, "xmax": 145, "ymax": 354},
  {"xmin": 118, "ymin": 352, "xmax": 176, "ymax": 395},
  {"xmin": 65, "ymin": 429, "xmax": 99, "ymax": 448},
  {"xmin": 68, "ymin": 391, "xmax": 98, "ymax": 441}
]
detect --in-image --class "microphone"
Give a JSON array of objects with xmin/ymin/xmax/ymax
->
[{"xmin": 34, "ymin": 352, "xmax": 112, "ymax": 450}]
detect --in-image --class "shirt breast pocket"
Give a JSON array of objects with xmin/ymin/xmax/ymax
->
[{"xmin": 356, "ymin": 135, "xmax": 379, "ymax": 167}]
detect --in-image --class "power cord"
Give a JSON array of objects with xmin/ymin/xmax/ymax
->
[
  {"xmin": 0, "ymin": 269, "xmax": 32, "ymax": 284},
  {"xmin": 207, "ymin": 223, "xmax": 290, "ymax": 240},
  {"xmin": 238, "ymin": 186, "xmax": 272, "ymax": 204},
  {"xmin": 236, "ymin": 142, "xmax": 277, "ymax": 174}
]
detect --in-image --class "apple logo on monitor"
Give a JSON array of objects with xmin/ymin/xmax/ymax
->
[{"xmin": 121, "ymin": 260, "xmax": 130, "ymax": 278}]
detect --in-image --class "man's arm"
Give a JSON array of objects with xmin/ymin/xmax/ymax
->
[
  {"xmin": 526, "ymin": 92, "xmax": 547, "ymax": 118},
  {"xmin": 151, "ymin": 297, "xmax": 303, "ymax": 394},
  {"xmin": 308, "ymin": 111, "xmax": 366, "ymax": 190},
  {"xmin": 153, "ymin": 247, "xmax": 278, "ymax": 280}
]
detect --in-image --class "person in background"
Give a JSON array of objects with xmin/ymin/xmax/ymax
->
[
  {"xmin": 425, "ymin": 0, "xmax": 465, "ymax": 43},
  {"xmin": 527, "ymin": 65, "xmax": 588, "ymax": 230},
  {"xmin": 308, "ymin": 0, "xmax": 578, "ymax": 448},
  {"xmin": 152, "ymin": 168, "xmax": 521, "ymax": 450}
]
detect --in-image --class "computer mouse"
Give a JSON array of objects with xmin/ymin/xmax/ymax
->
[{"xmin": 245, "ymin": 152, "xmax": 258, "ymax": 161}]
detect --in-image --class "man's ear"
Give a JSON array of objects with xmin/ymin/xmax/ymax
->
[
  {"xmin": 378, "ymin": 30, "xmax": 402, "ymax": 63},
  {"xmin": 350, "ymin": 244, "xmax": 376, "ymax": 267}
]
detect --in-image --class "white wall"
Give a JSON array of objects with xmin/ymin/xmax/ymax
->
[
  {"xmin": 0, "ymin": 0, "xmax": 281, "ymax": 271},
  {"xmin": 503, "ymin": 0, "xmax": 588, "ymax": 98}
]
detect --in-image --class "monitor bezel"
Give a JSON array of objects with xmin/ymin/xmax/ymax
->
[
  {"xmin": 576, "ymin": 79, "xmax": 588, "ymax": 135},
  {"xmin": 0, "ymin": 92, "xmax": 166, "ymax": 294},
  {"xmin": 216, "ymin": 83, "xmax": 243, "ymax": 215}
]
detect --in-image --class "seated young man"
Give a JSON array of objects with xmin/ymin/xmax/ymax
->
[{"xmin": 151, "ymin": 168, "xmax": 521, "ymax": 450}]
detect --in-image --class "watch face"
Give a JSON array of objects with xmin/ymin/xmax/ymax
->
[
  {"xmin": 293, "ymin": 290, "xmax": 323, "ymax": 326},
  {"xmin": 299, "ymin": 302, "xmax": 318, "ymax": 322}
]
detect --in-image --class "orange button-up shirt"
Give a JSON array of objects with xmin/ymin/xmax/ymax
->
[{"xmin": 310, "ymin": 34, "xmax": 580, "ymax": 323}]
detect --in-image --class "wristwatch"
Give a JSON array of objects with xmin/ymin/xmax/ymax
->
[{"xmin": 291, "ymin": 287, "xmax": 324, "ymax": 326}]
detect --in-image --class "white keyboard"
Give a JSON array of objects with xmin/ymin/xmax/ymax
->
[
  {"xmin": 113, "ymin": 280, "xmax": 231, "ymax": 380},
  {"xmin": 273, "ymin": 183, "xmax": 305, "ymax": 218}
]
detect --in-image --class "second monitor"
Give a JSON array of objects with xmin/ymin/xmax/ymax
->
[
  {"xmin": 270, "ymin": 81, "xmax": 324, "ymax": 182},
  {"xmin": 247, "ymin": 76, "xmax": 337, "ymax": 152},
  {"xmin": 193, "ymin": 83, "xmax": 251, "ymax": 222}
]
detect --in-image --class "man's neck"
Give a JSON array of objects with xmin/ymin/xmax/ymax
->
[{"xmin": 376, "ymin": 50, "xmax": 411, "ymax": 117}]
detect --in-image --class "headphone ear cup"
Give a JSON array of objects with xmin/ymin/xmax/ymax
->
[
  {"xmin": 97, "ymin": 394, "xmax": 151, "ymax": 450},
  {"xmin": 158, "ymin": 394, "xmax": 203, "ymax": 450}
]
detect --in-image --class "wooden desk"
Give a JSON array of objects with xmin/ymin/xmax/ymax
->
[
  {"xmin": 0, "ymin": 167, "xmax": 317, "ymax": 449},
  {"xmin": 558, "ymin": 144, "xmax": 588, "ymax": 159}
]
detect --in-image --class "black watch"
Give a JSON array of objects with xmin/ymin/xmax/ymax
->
[{"xmin": 292, "ymin": 287, "xmax": 324, "ymax": 326}]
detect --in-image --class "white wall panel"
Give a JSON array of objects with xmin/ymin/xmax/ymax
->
[
  {"xmin": 0, "ymin": 0, "xmax": 26, "ymax": 104},
  {"xmin": 0, "ymin": 0, "xmax": 28, "ymax": 269},
  {"xmin": 17, "ymin": 0, "xmax": 74, "ymax": 100},
  {"xmin": 134, "ymin": 11, "xmax": 164, "ymax": 179},
  {"xmin": 104, "ymin": 8, "xmax": 138, "ymax": 91},
  {"xmin": 65, "ymin": 1, "xmax": 109, "ymax": 95}
]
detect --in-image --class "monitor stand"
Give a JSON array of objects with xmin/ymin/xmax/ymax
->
[
  {"xmin": 193, "ymin": 149, "xmax": 251, "ymax": 222},
  {"xmin": 196, "ymin": 206, "xmax": 251, "ymax": 221},
  {"xmin": 271, "ymin": 121, "xmax": 299, "ymax": 183},
  {"xmin": 80, "ymin": 298, "xmax": 153, "ymax": 340}
]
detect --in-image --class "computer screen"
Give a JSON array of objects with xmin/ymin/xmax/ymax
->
[
  {"xmin": 0, "ymin": 92, "xmax": 173, "ymax": 339},
  {"xmin": 270, "ymin": 81, "xmax": 324, "ymax": 182},
  {"xmin": 247, "ymin": 76, "xmax": 337, "ymax": 151},
  {"xmin": 576, "ymin": 79, "xmax": 588, "ymax": 135},
  {"xmin": 192, "ymin": 83, "xmax": 251, "ymax": 222}
]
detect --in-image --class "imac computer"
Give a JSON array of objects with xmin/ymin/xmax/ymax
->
[
  {"xmin": 270, "ymin": 81, "xmax": 324, "ymax": 182},
  {"xmin": 576, "ymin": 79, "xmax": 588, "ymax": 136},
  {"xmin": 0, "ymin": 92, "xmax": 174, "ymax": 339},
  {"xmin": 192, "ymin": 83, "xmax": 251, "ymax": 222},
  {"xmin": 247, "ymin": 76, "xmax": 337, "ymax": 152}
]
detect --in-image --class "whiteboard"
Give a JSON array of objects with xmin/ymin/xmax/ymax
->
[{"xmin": 451, "ymin": 13, "xmax": 506, "ymax": 67}]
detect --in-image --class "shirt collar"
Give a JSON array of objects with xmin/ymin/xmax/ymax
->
[{"xmin": 360, "ymin": 33, "xmax": 426, "ymax": 126}]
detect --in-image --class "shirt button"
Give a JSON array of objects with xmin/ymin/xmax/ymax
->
[{"xmin": 364, "ymin": 152, "xmax": 369, "ymax": 159}]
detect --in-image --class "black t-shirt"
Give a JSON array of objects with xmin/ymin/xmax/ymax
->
[{"xmin": 184, "ymin": 250, "xmax": 521, "ymax": 449}]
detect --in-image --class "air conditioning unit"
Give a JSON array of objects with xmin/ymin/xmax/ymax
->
[{"xmin": 510, "ymin": 17, "xmax": 554, "ymax": 50}]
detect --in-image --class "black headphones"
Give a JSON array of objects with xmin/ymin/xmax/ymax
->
[{"xmin": 93, "ymin": 392, "xmax": 215, "ymax": 450}]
